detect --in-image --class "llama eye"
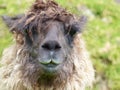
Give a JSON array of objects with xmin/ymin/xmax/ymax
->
[
  {"xmin": 23, "ymin": 29, "xmax": 28, "ymax": 35},
  {"xmin": 69, "ymin": 29, "xmax": 77, "ymax": 37},
  {"xmin": 70, "ymin": 24, "xmax": 80, "ymax": 37},
  {"xmin": 22, "ymin": 29, "xmax": 33, "ymax": 45},
  {"xmin": 66, "ymin": 26, "xmax": 78, "ymax": 38},
  {"xmin": 64, "ymin": 25, "xmax": 79, "ymax": 46}
]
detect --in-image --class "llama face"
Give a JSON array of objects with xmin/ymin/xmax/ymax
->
[
  {"xmin": 2, "ymin": 14, "xmax": 85, "ymax": 75},
  {"xmin": 22, "ymin": 19, "xmax": 78, "ymax": 74}
]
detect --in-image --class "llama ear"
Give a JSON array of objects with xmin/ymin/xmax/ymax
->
[{"xmin": 2, "ymin": 14, "xmax": 24, "ymax": 28}]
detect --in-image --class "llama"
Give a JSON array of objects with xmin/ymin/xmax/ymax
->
[{"xmin": 0, "ymin": 0, "xmax": 94, "ymax": 90}]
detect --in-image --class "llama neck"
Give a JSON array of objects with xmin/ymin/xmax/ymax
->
[{"xmin": 31, "ymin": 75, "xmax": 85, "ymax": 90}]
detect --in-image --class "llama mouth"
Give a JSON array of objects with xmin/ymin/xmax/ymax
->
[
  {"xmin": 40, "ymin": 59, "xmax": 60, "ymax": 69},
  {"xmin": 39, "ymin": 59, "xmax": 60, "ymax": 71},
  {"xmin": 40, "ymin": 59, "xmax": 61, "ymax": 66}
]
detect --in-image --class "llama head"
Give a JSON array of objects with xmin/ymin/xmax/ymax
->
[{"xmin": 2, "ymin": 0, "xmax": 87, "ymax": 87}]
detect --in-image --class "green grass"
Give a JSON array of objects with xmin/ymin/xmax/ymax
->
[{"xmin": 0, "ymin": 0, "xmax": 120, "ymax": 90}]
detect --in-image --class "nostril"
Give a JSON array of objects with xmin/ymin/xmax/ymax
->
[
  {"xmin": 42, "ymin": 43, "xmax": 50, "ymax": 50},
  {"xmin": 55, "ymin": 43, "xmax": 61, "ymax": 50},
  {"xmin": 42, "ymin": 41, "xmax": 61, "ymax": 50}
]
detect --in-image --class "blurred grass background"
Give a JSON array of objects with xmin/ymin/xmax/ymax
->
[{"xmin": 0, "ymin": 0, "xmax": 120, "ymax": 90}]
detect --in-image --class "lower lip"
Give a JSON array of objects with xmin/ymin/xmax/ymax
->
[
  {"xmin": 41, "ymin": 64, "xmax": 59, "ymax": 73},
  {"xmin": 45, "ymin": 64, "xmax": 58, "ymax": 67}
]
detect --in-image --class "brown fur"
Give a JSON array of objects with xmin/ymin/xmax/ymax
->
[{"xmin": 0, "ymin": 0, "xmax": 94, "ymax": 90}]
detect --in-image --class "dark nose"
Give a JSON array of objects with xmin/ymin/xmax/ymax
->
[{"xmin": 42, "ymin": 40, "xmax": 61, "ymax": 51}]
